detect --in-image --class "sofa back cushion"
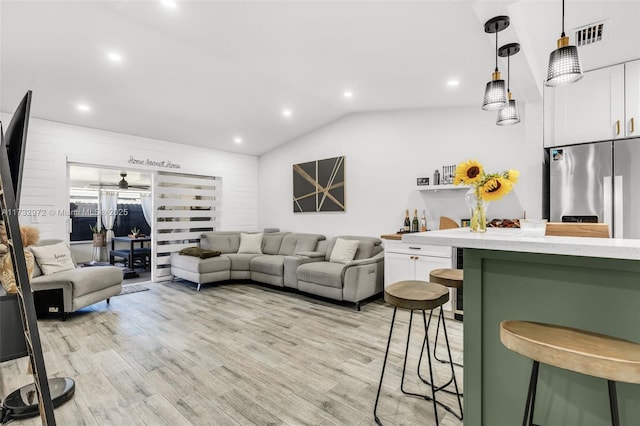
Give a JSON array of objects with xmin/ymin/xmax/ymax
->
[
  {"xmin": 278, "ymin": 233, "xmax": 325, "ymax": 256},
  {"xmin": 325, "ymin": 236, "xmax": 382, "ymax": 261},
  {"xmin": 30, "ymin": 242, "xmax": 76, "ymax": 275},
  {"xmin": 200, "ymin": 232, "xmax": 240, "ymax": 254},
  {"xmin": 261, "ymin": 232, "xmax": 289, "ymax": 255}
]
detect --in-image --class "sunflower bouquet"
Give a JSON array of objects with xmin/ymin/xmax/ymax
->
[{"xmin": 454, "ymin": 160, "xmax": 519, "ymax": 232}]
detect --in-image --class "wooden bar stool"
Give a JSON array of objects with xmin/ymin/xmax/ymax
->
[
  {"xmin": 428, "ymin": 268, "xmax": 463, "ymax": 367},
  {"xmin": 501, "ymin": 320, "xmax": 640, "ymax": 426},
  {"xmin": 373, "ymin": 280, "xmax": 463, "ymax": 426}
]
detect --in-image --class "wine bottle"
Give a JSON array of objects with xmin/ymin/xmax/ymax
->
[
  {"xmin": 403, "ymin": 209, "xmax": 410, "ymax": 233},
  {"xmin": 420, "ymin": 210, "xmax": 427, "ymax": 232},
  {"xmin": 412, "ymin": 209, "xmax": 419, "ymax": 233}
]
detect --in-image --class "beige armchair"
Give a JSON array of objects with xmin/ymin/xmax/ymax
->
[{"xmin": 29, "ymin": 240, "xmax": 123, "ymax": 320}]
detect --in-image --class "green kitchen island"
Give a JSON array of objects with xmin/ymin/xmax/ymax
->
[{"xmin": 403, "ymin": 228, "xmax": 640, "ymax": 426}]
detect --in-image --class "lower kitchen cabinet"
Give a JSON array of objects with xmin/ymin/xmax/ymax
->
[{"xmin": 383, "ymin": 240, "xmax": 455, "ymax": 313}]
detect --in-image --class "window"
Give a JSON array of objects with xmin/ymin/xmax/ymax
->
[{"xmin": 69, "ymin": 189, "xmax": 151, "ymax": 241}]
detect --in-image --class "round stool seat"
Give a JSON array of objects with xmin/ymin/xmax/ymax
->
[
  {"xmin": 429, "ymin": 268, "xmax": 463, "ymax": 289},
  {"xmin": 501, "ymin": 320, "xmax": 640, "ymax": 384},
  {"xmin": 384, "ymin": 280, "xmax": 449, "ymax": 311}
]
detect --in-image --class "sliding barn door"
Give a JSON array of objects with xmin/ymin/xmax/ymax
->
[{"xmin": 152, "ymin": 172, "xmax": 220, "ymax": 281}]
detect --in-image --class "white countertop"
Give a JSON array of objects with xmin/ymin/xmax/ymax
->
[{"xmin": 402, "ymin": 228, "xmax": 640, "ymax": 260}]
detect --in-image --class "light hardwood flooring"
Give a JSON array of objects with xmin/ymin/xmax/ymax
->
[{"xmin": 1, "ymin": 281, "xmax": 464, "ymax": 425}]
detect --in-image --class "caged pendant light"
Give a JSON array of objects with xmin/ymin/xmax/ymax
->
[
  {"xmin": 545, "ymin": 0, "xmax": 583, "ymax": 86},
  {"xmin": 497, "ymin": 42, "xmax": 521, "ymax": 126},
  {"xmin": 482, "ymin": 16, "xmax": 510, "ymax": 111}
]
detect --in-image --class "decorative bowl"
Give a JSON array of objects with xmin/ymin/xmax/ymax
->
[{"xmin": 520, "ymin": 219, "xmax": 548, "ymax": 237}]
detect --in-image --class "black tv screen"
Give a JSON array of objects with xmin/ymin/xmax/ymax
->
[{"xmin": 4, "ymin": 91, "xmax": 32, "ymax": 208}]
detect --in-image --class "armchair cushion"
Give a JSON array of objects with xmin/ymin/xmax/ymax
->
[
  {"xmin": 32, "ymin": 267, "xmax": 122, "ymax": 298},
  {"xmin": 30, "ymin": 242, "xmax": 75, "ymax": 275}
]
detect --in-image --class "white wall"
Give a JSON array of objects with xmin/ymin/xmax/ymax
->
[
  {"xmin": 258, "ymin": 103, "xmax": 545, "ymax": 239},
  {"xmin": 1, "ymin": 114, "xmax": 258, "ymax": 240}
]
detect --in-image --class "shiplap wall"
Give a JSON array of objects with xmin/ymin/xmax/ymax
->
[{"xmin": 0, "ymin": 114, "xmax": 258, "ymax": 240}]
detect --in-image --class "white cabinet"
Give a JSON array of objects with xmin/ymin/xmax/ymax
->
[
  {"xmin": 545, "ymin": 60, "xmax": 640, "ymax": 147},
  {"xmin": 544, "ymin": 64, "xmax": 625, "ymax": 147},
  {"xmin": 384, "ymin": 240, "xmax": 454, "ymax": 313},
  {"xmin": 625, "ymin": 59, "xmax": 640, "ymax": 137}
]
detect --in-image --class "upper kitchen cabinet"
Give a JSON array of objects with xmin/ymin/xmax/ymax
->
[
  {"xmin": 625, "ymin": 59, "xmax": 640, "ymax": 138},
  {"xmin": 544, "ymin": 63, "xmax": 625, "ymax": 147}
]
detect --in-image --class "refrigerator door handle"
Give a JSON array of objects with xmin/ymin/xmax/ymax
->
[
  {"xmin": 603, "ymin": 176, "xmax": 613, "ymax": 234},
  {"xmin": 614, "ymin": 175, "xmax": 623, "ymax": 238}
]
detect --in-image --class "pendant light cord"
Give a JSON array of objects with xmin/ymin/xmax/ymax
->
[
  {"xmin": 561, "ymin": 0, "xmax": 566, "ymax": 37},
  {"xmin": 494, "ymin": 23, "xmax": 499, "ymax": 72},
  {"xmin": 507, "ymin": 55, "xmax": 511, "ymax": 92}
]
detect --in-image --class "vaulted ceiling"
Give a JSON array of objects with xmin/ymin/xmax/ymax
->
[{"xmin": 1, "ymin": 1, "xmax": 638, "ymax": 156}]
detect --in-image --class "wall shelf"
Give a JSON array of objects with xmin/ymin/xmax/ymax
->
[{"xmin": 413, "ymin": 184, "xmax": 469, "ymax": 192}]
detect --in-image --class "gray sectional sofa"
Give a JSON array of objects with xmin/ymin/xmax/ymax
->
[{"xmin": 170, "ymin": 231, "xmax": 384, "ymax": 310}]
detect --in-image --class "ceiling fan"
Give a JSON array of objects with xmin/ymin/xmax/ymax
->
[
  {"xmin": 116, "ymin": 171, "xmax": 149, "ymax": 190},
  {"xmin": 90, "ymin": 171, "xmax": 150, "ymax": 190}
]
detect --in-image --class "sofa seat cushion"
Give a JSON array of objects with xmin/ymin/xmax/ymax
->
[
  {"xmin": 250, "ymin": 255, "xmax": 285, "ymax": 276},
  {"xmin": 225, "ymin": 253, "xmax": 260, "ymax": 272},
  {"xmin": 170, "ymin": 253, "xmax": 230, "ymax": 274},
  {"xmin": 297, "ymin": 261, "xmax": 345, "ymax": 289},
  {"xmin": 31, "ymin": 266, "xmax": 122, "ymax": 298}
]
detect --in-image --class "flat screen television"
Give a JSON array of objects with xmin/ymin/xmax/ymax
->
[
  {"xmin": 0, "ymin": 90, "xmax": 33, "ymax": 362},
  {"xmin": 3, "ymin": 90, "xmax": 32, "ymax": 208}
]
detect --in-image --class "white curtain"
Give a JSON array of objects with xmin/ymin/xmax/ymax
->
[
  {"xmin": 100, "ymin": 191, "xmax": 119, "ymax": 243},
  {"xmin": 140, "ymin": 193, "xmax": 152, "ymax": 227}
]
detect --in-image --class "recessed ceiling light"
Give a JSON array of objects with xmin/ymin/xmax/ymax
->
[
  {"xmin": 234, "ymin": 137, "xmax": 243, "ymax": 144},
  {"xmin": 447, "ymin": 80, "xmax": 460, "ymax": 87},
  {"xmin": 343, "ymin": 91, "xmax": 354, "ymax": 99},
  {"xmin": 160, "ymin": 0, "xmax": 177, "ymax": 9},
  {"xmin": 77, "ymin": 104, "xmax": 91, "ymax": 112},
  {"xmin": 282, "ymin": 109, "xmax": 292, "ymax": 117},
  {"xmin": 107, "ymin": 52, "xmax": 123, "ymax": 62}
]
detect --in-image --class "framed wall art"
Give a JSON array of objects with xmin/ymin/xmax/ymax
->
[{"xmin": 293, "ymin": 156, "xmax": 345, "ymax": 213}]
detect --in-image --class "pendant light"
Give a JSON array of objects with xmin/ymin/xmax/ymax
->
[
  {"xmin": 482, "ymin": 16, "xmax": 510, "ymax": 111},
  {"xmin": 497, "ymin": 43, "xmax": 521, "ymax": 126},
  {"xmin": 545, "ymin": 0, "xmax": 583, "ymax": 86}
]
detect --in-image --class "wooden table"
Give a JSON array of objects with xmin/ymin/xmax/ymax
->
[{"xmin": 111, "ymin": 235, "xmax": 151, "ymax": 277}]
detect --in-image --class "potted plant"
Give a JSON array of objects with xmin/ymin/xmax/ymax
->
[
  {"xmin": 89, "ymin": 224, "xmax": 106, "ymax": 247},
  {"xmin": 130, "ymin": 227, "xmax": 140, "ymax": 238}
]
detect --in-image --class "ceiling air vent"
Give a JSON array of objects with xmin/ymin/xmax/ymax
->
[{"xmin": 574, "ymin": 20, "xmax": 606, "ymax": 47}]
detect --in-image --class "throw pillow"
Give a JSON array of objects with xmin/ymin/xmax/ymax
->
[
  {"xmin": 30, "ymin": 242, "xmax": 76, "ymax": 275},
  {"xmin": 329, "ymin": 238, "xmax": 359, "ymax": 264},
  {"xmin": 0, "ymin": 250, "xmax": 35, "ymax": 293},
  {"xmin": 179, "ymin": 247, "xmax": 222, "ymax": 259},
  {"xmin": 237, "ymin": 232, "xmax": 263, "ymax": 254}
]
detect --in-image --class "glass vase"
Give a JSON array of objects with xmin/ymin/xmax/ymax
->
[{"xmin": 465, "ymin": 187, "xmax": 489, "ymax": 233}]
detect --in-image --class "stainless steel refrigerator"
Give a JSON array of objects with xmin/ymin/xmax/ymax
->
[{"xmin": 549, "ymin": 138, "xmax": 640, "ymax": 239}]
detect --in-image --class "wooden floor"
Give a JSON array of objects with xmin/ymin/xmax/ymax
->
[{"xmin": 0, "ymin": 280, "xmax": 463, "ymax": 425}]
